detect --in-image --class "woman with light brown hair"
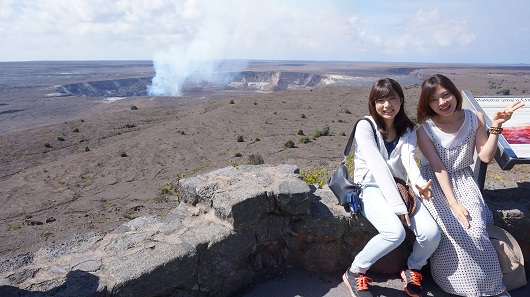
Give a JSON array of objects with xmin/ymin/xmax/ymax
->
[{"xmin": 416, "ymin": 74, "xmax": 524, "ymax": 297}]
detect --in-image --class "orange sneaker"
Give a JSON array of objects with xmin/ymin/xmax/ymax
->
[
  {"xmin": 342, "ymin": 269, "xmax": 373, "ymax": 297},
  {"xmin": 400, "ymin": 269, "xmax": 423, "ymax": 297}
]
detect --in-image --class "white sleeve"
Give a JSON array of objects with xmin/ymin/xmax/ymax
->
[
  {"xmin": 355, "ymin": 119, "xmax": 408, "ymax": 215},
  {"xmin": 401, "ymin": 130, "xmax": 429, "ymax": 196}
]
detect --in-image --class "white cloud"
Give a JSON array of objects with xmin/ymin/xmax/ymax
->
[
  {"xmin": 0, "ymin": 0, "xmax": 528, "ymax": 63},
  {"xmin": 378, "ymin": 9, "xmax": 476, "ymax": 58}
]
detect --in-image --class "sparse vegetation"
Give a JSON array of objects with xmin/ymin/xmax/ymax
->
[
  {"xmin": 284, "ymin": 140, "xmax": 295, "ymax": 149},
  {"xmin": 119, "ymin": 150, "xmax": 127, "ymax": 157},
  {"xmin": 300, "ymin": 167, "xmax": 330, "ymax": 188},
  {"xmin": 313, "ymin": 126, "xmax": 330, "ymax": 138},
  {"xmin": 229, "ymin": 99, "xmax": 235, "ymax": 104},
  {"xmin": 493, "ymin": 174, "xmax": 504, "ymax": 182},
  {"xmin": 301, "ymin": 155, "xmax": 354, "ymax": 188},
  {"xmin": 121, "ymin": 123, "xmax": 136, "ymax": 129},
  {"xmin": 339, "ymin": 107, "xmax": 351, "ymax": 114},
  {"xmin": 7, "ymin": 224, "xmax": 22, "ymax": 231},
  {"xmin": 247, "ymin": 154, "xmax": 264, "ymax": 165},
  {"xmin": 344, "ymin": 154, "xmax": 355, "ymax": 173},
  {"xmin": 236, "ymin": 135, "xmax": 244, "ymax": 142},
  {"xmin": 130, "ymin": 105, "xmax": 138, "ymax": 110},
  {"xmin": 155, "ymin": 173, "xmax": 185, "ymax": 203},
  {"xmin": 299, "ymin": 136, "xmax": 310, "ymax": 144},
  {"xmin": 80, "ymin": 175, "xmax": 93, "ymax": 187},
  {"xmin": 73, "ymin": 127, "xmax": 79, "ymax": 133},
  {"xmin": 7, "ymin": 62, "xmax": 530, "ymax": 261}
]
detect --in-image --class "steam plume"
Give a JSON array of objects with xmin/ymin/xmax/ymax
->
[{"xmin": 147, "ymin": 5, "xmax": 242, "ymax": 97}]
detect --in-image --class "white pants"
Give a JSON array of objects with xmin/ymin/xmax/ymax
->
[{"xmin": 350, "ymin": 183, "xmax": 441, "ymax": 274}]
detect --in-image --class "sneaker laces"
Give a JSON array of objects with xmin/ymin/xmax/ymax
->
[
  {"xmin": 355, "ymin": 274, "xmax": 373, "ymax": 290},
  {"xmin": 407, "ymin": 270, "xmax": 422, "ymax": 286}
]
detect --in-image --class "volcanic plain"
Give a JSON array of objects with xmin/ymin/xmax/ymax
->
[{"xmin": 1, "ymin": 60, "xmax": 529, "ymax": 258}]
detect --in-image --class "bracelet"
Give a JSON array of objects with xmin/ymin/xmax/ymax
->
[{"xmin": 489, "ymin": 126, "xmax": 503, "ymax": 135}]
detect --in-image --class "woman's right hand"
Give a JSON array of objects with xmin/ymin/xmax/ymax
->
[
  {"xmin": 415, "ymin": 179, "xmax": 433, "ymax": 199},
  {"xmin": 491, "ymin": 100, "xmax": 525, "ymax": 126},
  {"xmin": 449, "ymin": 202, "xmax": 470, "ymax": 228}
]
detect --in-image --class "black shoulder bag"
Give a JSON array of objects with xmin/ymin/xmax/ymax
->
[{"xmin": 327, "ymin": 118, "xmax": 378, "ymax": 213}]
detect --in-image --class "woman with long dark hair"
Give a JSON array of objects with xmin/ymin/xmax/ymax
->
[{"xmin": 342, "ymin": 78, "xmax": 440, "ymax": 297}]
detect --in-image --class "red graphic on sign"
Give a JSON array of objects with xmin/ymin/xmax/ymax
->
[{"xmin": 503, "ymin": 126, "xmax": 530, "ymax": 144}]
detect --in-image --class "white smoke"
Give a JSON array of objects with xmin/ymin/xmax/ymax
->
[
  {"xmin": 147, "ymin": 3, "xmax": 242, "ymax": 97},
  {"xmin": 147, "ymin": 41, "xmax": 222, "ymax": 96},
  {"xmin": 145, "ymin": 1, "xmax": 349, "ymax": 96}
]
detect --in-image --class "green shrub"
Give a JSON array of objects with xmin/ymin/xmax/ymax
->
[
  {"xmin": 313, "ymin": 126, "xmax": 330, "ymax": 138},
  {"xmin": 234, "ymin": 152, "xmax": 242, "ymax": 157},
  {"xmin": 154, "ymin": 173, "xmax": 184, "ymax": 203},
  {"xmin": 301, "ymin": 114, "xmax": 306, "ymax": 119},
  {"xmin": 44, "ymin": 142, "xmax": 52, "ymax": 148},
  {"xmin": 229, "ymin": 99, "xmax": 235, "ymax": 104},
  {"xmin": 236, "ymin": 135, "xmax": 244, "ymax": 142},
  {"xmin": 300, "ymin": 167, "xmax": 330, "ymax": 188},
  {"xmin": 339, "ymin": 107, "xmax": 352, "ymax": 114},
  {"xmin": 121, "ymin": 123, "xmax": 136, "ymax": 129},
  {"xmin": 57, "ymin": 136, "xmax": 65, "ymax": 141},
  {"xmin": 321, "ymin": 126, "xmax": 330, "ymax": 136},
  {"xmin": 119, "ymin": 150, "xmax": 127, "ymax": 157},
  {"xmin": 339, "ymin": 131, "xmax": 346, "ymax": 136},
  {"xmin": 73, "ymin": 127, "xmax": 79, "ymax": 133},
  {"xmin": 344, "ymin": 154, "xmax": 355, "ymax": 173},
  {"xmin": 299, "ymin": 136, "xmax": 310, "ymax": 144},
  {"xmin": 284, "ymin": 140, "xmax": 295, "ymax": 149},
  {"xmin": 247, "ymin": 154, "xmax": 264, "ymax": 165},
  {"xmin": 297, "ymin": 129, "xmax": 304, "ymax": 135}
]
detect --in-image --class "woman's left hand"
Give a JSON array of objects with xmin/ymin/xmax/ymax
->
[
  {"xmin": 415, "ymin": 179, "xmax": 433, "ymax": 200},
  {"xmin": 492, "ymin": 101, "xmax": 525, "ymax": 126}
]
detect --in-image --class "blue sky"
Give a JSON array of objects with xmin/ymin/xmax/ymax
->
[{"xmin": 1, "ymin": 0, "xmax": 529, "ymax": 64}]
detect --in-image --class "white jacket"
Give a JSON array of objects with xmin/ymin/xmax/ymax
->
[{"xmin": 353, "ymin": 116, "xmax": 428, "ymax": 215}]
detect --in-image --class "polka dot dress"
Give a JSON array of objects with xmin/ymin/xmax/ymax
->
[{"xmin": 420, "ymin": 109, "xmax": 504, "ymax": 296}]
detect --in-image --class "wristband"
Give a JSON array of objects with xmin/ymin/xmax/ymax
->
[{"xmin": 488, "ymin": 126, "xmax": 503, "ymax": 135}]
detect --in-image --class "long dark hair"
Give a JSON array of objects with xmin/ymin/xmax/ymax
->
[
  {"xmin": 417, "ymin": 74, "xmax": 463, "ymax": 123},
  {"xmin": 368, "ymin": 78, "xmax": 414, "ymax": 137}
]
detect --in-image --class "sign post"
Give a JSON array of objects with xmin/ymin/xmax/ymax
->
[{"xmin": 462, "ymin": 91, "xmax": 530, "ymax": 192}]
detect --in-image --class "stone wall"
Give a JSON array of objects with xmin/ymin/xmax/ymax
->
[{"xmin": 1, "ymin": 164, "xmax": 528, "ymax": 297}]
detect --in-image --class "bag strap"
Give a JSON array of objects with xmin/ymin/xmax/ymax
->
[{"xmin": 343, "ymin": 117, "xmax": 379, "ymax": 162}]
